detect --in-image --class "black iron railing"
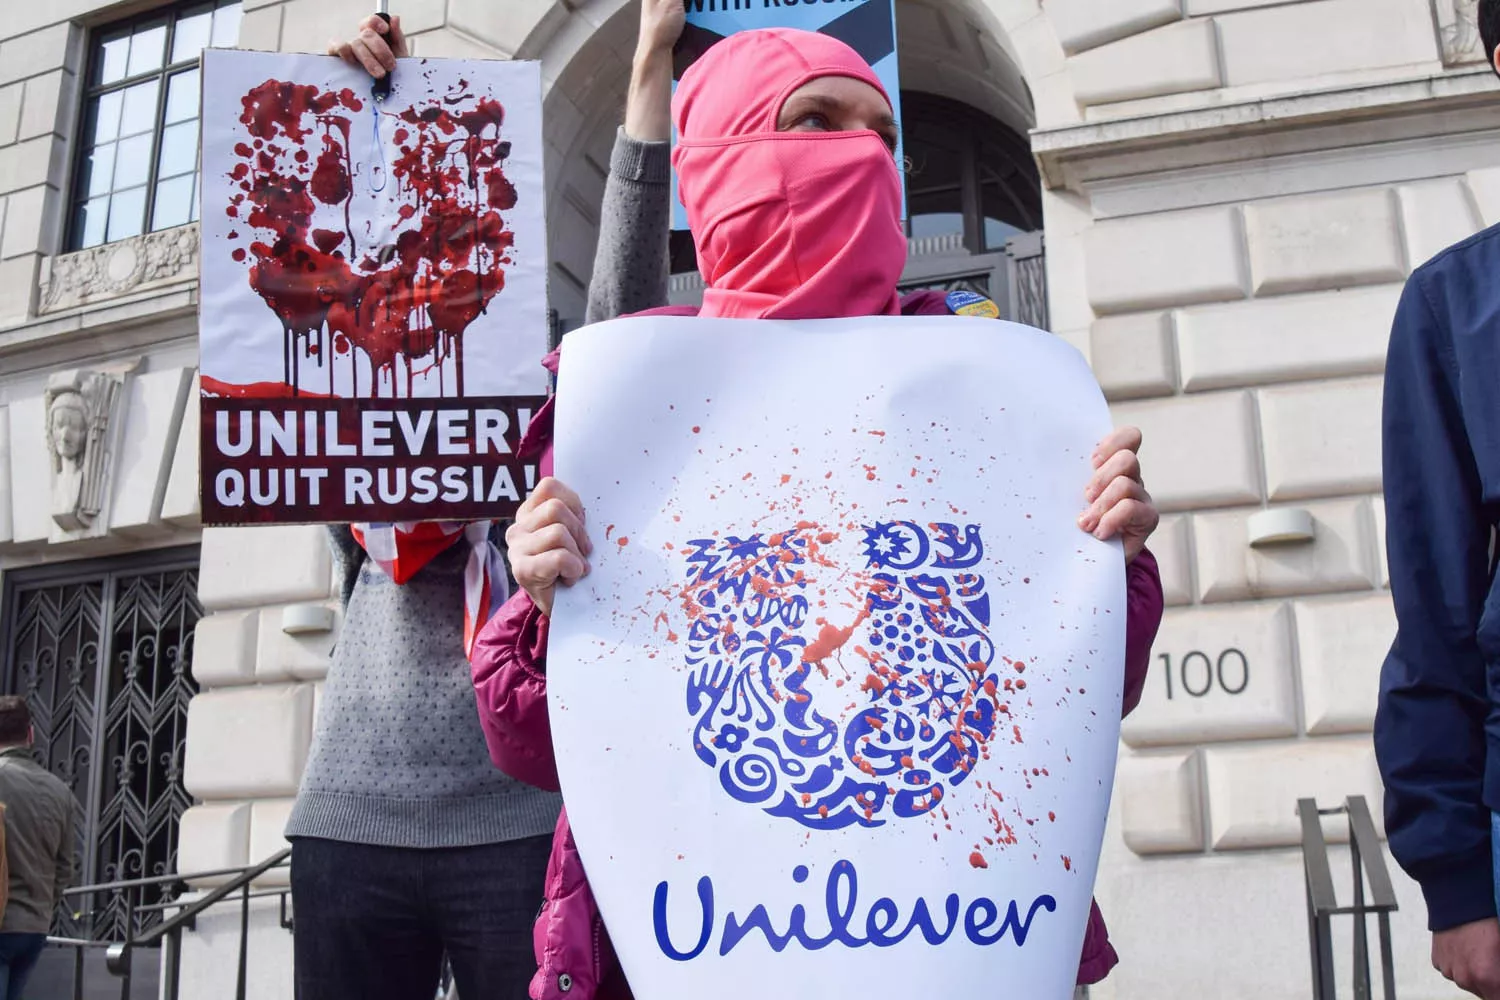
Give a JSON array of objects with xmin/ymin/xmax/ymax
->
[
  {"xmin": 667, "ymin": 231, "xmax": 1050, "ymax": 332},
  {"xmin": 1002, "ymin": 232, "xmax": 1048, "ymax": 331},
  {"xmin": 1297, "ymin": 796, "xmax": 1399, "ymax": 1000},
  {"xmin": 47, "ymin": 849, "xmax": 463, "ymax": 1000},
  {"xmin": 48, "ymin": 847, "xmax": 292, "ymax": 1000}
]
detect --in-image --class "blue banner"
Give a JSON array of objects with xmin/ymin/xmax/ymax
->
[{"xmin": 671, "ymin": 0, "xmax": 904, "ymax": 231}]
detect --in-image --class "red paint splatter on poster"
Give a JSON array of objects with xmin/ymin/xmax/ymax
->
[
  {"xmin": 200, "ymin": 375, "xmax": 333, "ymax": 399},
  {"xmin": 224, "ymin": 75, "xmax": 519, "ymax": 399},
  {"xmin": 573, "ymin": 415, "xmax": 1102, "ymax": 869}
]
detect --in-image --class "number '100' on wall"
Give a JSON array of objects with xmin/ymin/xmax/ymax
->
[{"xmin": 1158, "ymin": 649, "xmax": 1248, "ymax": 700}]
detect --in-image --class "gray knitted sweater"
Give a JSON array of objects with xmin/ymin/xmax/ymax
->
[{"xmin": 285, "ymin": 129, "xmax": 670, "ymax": 848}]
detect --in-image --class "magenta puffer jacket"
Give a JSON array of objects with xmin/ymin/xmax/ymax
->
[
  {"xmin": 472, "ymin": 308, "xmax": 1166, "ymax": 1000},
  {"xmin": 474, "ymin": 559, "xmax": 1163, "ymax": 1000}
]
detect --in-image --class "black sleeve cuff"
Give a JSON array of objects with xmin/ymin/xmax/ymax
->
[{"xmin": 1417, "ymin": 845, "xmax": 1496, "ymax": 931}]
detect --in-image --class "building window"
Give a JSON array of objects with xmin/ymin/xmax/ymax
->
[
  {"xmin": 0, "ymin": 548, "xmax": 202, "ymax": 938},
  {"xmin": 901, "ymin": 92, "xmax": 1041, "ymax": 255},
  {"xmin": 69, "ymin": 1, "xmax": 242, "ymax": 251}
]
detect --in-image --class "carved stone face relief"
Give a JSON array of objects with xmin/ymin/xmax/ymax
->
[
  {"xmin": 44, "ymin": 369, "xmax": 125, "ymax": 535},
  {"xmin": 48, "ymin": 392, "xmax": 88, "ymax": 461}
]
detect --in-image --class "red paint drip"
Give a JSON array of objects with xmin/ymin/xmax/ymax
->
[
  {"xmin": 200, "ymin": 376, "xmax": 333, "ymax": 399},
  {"xmin": 227, "ymin": 77, "xmax": 517, "ymax": 398}
]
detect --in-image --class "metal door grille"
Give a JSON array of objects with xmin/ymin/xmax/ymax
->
[{"xmin": 1, "ymin": 547, "xmax": 202, "ymax": 940}]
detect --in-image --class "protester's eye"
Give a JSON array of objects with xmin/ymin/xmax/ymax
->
[
  {"xmin": 880, "ymin": 128, "xmax": 899, "ymax": 153},
  {"xmin": 791, "ymin": 113, "xmax": 832, "ymax": 132}
]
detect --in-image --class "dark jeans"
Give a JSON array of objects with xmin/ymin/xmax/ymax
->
[
  {"xmin": 0, "ymin": 933, "xmax": 46, "ymax": 1000},
  {"xmin": 291, "ymin": 836, "xmax": 552, "ymax": 1000}
]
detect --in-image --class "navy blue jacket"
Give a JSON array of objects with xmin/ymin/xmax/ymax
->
[{"xmin": 1376, "ymin": 222, "xmax": 1500, "ymax": 932}]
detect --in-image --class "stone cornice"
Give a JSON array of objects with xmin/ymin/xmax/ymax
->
[
  {"xmin": 0, "ymin": 285, "xmax": 197, "ymax": 376},
  {"xmin": 1032, "ymin": 67, "xmax": 1500, "ymax": 190}
]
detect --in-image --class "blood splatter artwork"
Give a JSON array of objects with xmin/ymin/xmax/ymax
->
[
  {"xmin": 543, "ymin": 315, "xmax": 1128, "ymax": 1000},
  {"xmin": 198, "ymin": 50, "xmax": 547, "ymax": 526}
]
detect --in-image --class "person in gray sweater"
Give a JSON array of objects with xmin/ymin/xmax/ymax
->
[{"xmin": 286, "ymin": 6, "xmax": 679, "ymax": 998}]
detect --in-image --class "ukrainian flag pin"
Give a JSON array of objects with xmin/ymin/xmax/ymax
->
[{"xmin": 945, "ymin": 290, "xmax": 1000, "ymax": 319}]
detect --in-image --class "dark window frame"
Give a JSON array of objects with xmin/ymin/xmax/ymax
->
[
  {"xmin": 66, "ymin": 0, "xmax": 241, "ymax": 252},
  {"xmin": 900, "ymin": 92, "xmax": 1042, "ymax": 255}
]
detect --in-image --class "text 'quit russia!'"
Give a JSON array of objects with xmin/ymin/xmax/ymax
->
[{"xmin": 205, "ymin": 403, "xmax": 540, "ymax": 513}]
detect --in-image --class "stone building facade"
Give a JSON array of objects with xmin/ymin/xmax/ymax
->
[{"xmin": 0, "ymin": 0, "xmax": 1492, "ymax": 996}]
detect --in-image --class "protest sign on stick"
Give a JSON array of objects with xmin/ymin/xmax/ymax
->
[
  {"xmin": 198, "ymin": 49, "xmax": 548, "ymax": 525},
  {"xmin": 547, "ymin": 315, "xmax": 1125, "ymax": 1000}
]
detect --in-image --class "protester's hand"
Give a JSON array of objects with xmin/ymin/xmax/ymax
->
[
  {"xmin": 1078, "ymin": 426, "xmax": 1157, "ymax": 564},
  {"xmin": 1434, "ymin": 919, "xmax": 1500, "ymax": 999},
  {"xmin": 638, "ymin": 0, "xmax": 687, "ymax": 59},
  {"xmin": 507, "ymin": 478, "xmax": 593, "ymax": 619},
  {"xmin": 625, "ymin": 0, "xmax": 685, "ymax": 142},
  {"xmin": 327, "ymin": 14, "xmax": 407, "ymax": 78}
]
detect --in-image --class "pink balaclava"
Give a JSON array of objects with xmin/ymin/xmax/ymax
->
[{"xmin": 672, "ymin": 28, "xmax": 907, "ymax": 320}]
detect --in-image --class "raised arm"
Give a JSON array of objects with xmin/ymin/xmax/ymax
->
[{"xmin": 583, "ymin": 0, "xmax": 682, "ymax": 324}]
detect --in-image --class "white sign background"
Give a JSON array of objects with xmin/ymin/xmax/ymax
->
[
  {"xmin": 199, "ymin": 49, "xmax": 548, "ymax": 398},
  {"xmin": 548, "ymin": 316, "xmax": 1126, "ymax": 1000}
]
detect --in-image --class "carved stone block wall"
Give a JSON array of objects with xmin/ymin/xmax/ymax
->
[{"xmin": 1, "ymin": 361, "xmax": 198, "ymax": 552}]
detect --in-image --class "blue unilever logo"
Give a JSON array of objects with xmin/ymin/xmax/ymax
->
[{"xmin": 680, "ymin": 520, "xmax": 1006, "ymax": 830}]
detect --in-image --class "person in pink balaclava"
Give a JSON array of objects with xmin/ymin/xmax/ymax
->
[{"xmin": 472, "ymin": 28, "xmax": 1164, "ymax": 1000}]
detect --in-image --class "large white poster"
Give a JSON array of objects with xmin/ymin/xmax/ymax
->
[
  {"xmin": 548, "ymin": 315, "xmax": 1126, "ymax": 1000},
  {"xmin": 198, "ymin": 49, "xmax": 548, "ymax": 525}
]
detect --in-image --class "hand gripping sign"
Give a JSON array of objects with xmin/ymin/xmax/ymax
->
[{"xmin": 547, "ymin": 315, "xmax": 1125, "ymax": 1000}]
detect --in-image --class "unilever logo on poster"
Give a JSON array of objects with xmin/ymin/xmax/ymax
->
[
  {"xmin": 680, "ymin": 520, "xmax": 1000, "ymax": 829},
  {"xmin": 655, "ymin": 519, "xmax": 1062, "ymax": 961}
]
